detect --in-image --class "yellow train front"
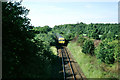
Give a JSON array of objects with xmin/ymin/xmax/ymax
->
[{"xmin": 58, "ymin": 37, "xmax": 65, "ymax": 44}]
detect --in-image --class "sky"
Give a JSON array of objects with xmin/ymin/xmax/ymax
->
[{"xmin": 21, "ymin": 0, "xmax": 119, "ymax": 27}]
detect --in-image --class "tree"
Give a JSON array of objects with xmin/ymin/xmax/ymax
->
[
  {"xmin": 2, "ymin": 1, "xmax": 53, "ymax": 78},
  {"xmin": 2, "ymin": 1, "xmax": 33, "ymax": 78}
]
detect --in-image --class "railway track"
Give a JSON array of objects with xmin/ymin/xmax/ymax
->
[{"xmin": 58, "ymin": 46, "xmax": 87, "ymax": 80}]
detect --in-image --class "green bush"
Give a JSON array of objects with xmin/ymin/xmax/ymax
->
[
  {"xmin": 101, "ymin": 34, "xmax": 107, "ymax": 40},
  {"xmin": 114, "ymin": 45, "xmax": 120, "ymax": 62},
  {"xmin": 108, "ymin": 40, "xmax": 119, "ymax": 62},
  {"xmin": 95, "ymin": 40, "xmax": 115, "ymax": 64},
  {"xmin": 82, "ymin": 39, "xmax": 94, "ymax": 55},
  {"xmin": 92, "ymin": 33, "xmax": 99, "ymax": 40},
  {"xmin": 64, "ymin": 33, "xmax": 75, "ymax": 41},
  {"xmin": 77, "ymin": 35, "xmax": 86, "ymax": 46}
]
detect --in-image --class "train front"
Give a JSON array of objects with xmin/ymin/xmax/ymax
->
[{"xmin": 58, "ymin": 37, "xmax": 65, "ymax": 44}]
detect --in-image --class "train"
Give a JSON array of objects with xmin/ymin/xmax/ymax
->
[
  {"xmin": 56, "ymin": 33, "xmax": 65, "ymax": 44},
  {"xmin": 58, "ymin": 36, "xmax": 65, "ymax": 44}
]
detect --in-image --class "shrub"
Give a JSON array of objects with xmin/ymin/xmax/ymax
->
[
  {"xmin": 82, "ymin": 39, "xmax": 94, "ymax": 55},
  {"xmin": 108, "ymin": 40, "xmax": 119, "ymax": 62},
  {"xmin": 101, "ymin": 34, "xmax": 107, "ymax": 40},
  {"xmin": 77, "ymin": 35, "xmax": 86, "ymax": 46},
  {"xmin": 95, "ymin": 40, "xmax": 115, "ymax": 64},
  {"xmin": 92, "ymin": 33, "xmax": 100, "ymax": 40},
  {"xmin": 114, "ymin": 45, "xmax": 120, "ymax": 62}
]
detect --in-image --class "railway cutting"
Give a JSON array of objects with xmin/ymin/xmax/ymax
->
[{"xmin": 58, "ymin": 46, "xmax": 87, "ymax": 80}]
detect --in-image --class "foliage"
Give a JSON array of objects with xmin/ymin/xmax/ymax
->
[
  {"xmin": 33, "ymin": 26, "xmax": 52, "ymax": 33},
  {"xmin": 67, "ymin": 42, "xmax": 118, "ymax": 79},
  {"xmin": 52, "ymin": 23, "xmax": 119, "ymax": 64},
  {"xmin": 101, "ymin": 34, "xmax": 107, "ymax": 40},
  {"xmin": 92, "ymin": 33, "xmax": 99, "ymax": 40},
  {"xmin": 95, "ymin": 40, "xmax": 115, "ymax": 64},
  {"xmin": 77, "ymin": 35, "xmax": 86, "ymax": 46},
  {"xmin": 2, "ymin": 1, "xmax": 119, "ymax": 79},
  {"xmin": 52, "ymin": 23, "xmax": 118, "ymax": 41},
  {"xmin": 34, "ymin": 26, "xmax": 56, "ymax": 46},
  {"xmin": 3, "ymin": 1, "xmax": 33, "ymax": 78},
  {"xmin": 52, "ymin": 23, "xmax": 87, "ymax": 41},
  {"xmin": 113, "ymin": 44, "xmax": 120, "ymax": 62},
  {"xmin": 82, "ymin": 39, "xmax": 94, "ymax": 55},
  {"xmin": 2, "ymin": 1, "xmax": 56, "ymax": 79},
  {"xmin": 108, "ymin": 40, "xmax": 120, "ymax": 62}
]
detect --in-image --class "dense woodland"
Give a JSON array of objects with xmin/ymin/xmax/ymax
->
[{"xmin": 2, "ymin": 1, "xmax": 119, "ymax": 79}]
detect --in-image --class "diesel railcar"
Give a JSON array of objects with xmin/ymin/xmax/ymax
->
[
  {"xmin": 56, "ymin": 34, "xmax": 65, "ymax": 44},
  {"xmin": 58, "ymin": 36, "xmax": 65, "ymax": 44}
]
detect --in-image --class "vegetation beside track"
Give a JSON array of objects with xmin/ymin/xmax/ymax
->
[
  {"xmin": 3, "ymin": 1, "xmax": 119, "ymax": 79},
  {"xmin": 44, "ymin": 46, "xmax": 63, "ymax": 79},
  {"xmin": 2, "ymin": 1, "xmax": 62, "ymax": 79},
  {"xmin": 50, "ymin": 46, "xmax": 58, "ymax": 55},
  {"xmin": 67, "ymin": 42, "xmax": 118, "ymax": 79}
]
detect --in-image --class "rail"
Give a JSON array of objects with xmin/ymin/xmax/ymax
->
[
  {"xmin": 61, "ymin": 47, "xmax": 76, "ymax": 80},
  {"xmin": 61, "ymin": 49, "xmax": 66, "ymax": 80}
]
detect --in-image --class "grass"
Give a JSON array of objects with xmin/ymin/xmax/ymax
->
[{"xmin": 67, "ymin": 41, "xmax": 119, "ymax": 79}]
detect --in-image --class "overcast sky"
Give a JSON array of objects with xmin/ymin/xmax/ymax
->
[{"xmin": 21, "ymin": 0, "xmax": 118, "ymax": 27}]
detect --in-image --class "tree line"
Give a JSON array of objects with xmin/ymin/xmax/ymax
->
[
  {"xmin": 34, "ymin": 21, "xmax": 119, "ymax": 64},
  {"xmin": 51, "ymin": 22, "xmax": 119, "ymax": 64}
]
